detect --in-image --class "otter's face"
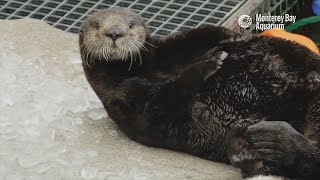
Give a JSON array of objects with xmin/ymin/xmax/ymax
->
[{"xmin": 79, "ymin": 7, "xmax": 148, "ymax": 67}]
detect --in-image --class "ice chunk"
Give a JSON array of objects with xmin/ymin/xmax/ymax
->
[
  {"xmin": 18, "ymin": 154, "xmax": 42, "ymax": 168},
  {"xmin": 1, "ymin": 53, "xmax": 23, "ymax": 70},
  {"xmin": 87, "ymin": 108, "xmax": 107, "ymax": 120},
  {"xmin": 72, "ymin": 117, "xmax": 83, "ymax": 125},
  {"xmin": 5, "ymin": 174, "xmax": 24, "ymax": 180},
  {"xmin": 81, "ymin": 167, "xmax": 98, "ymax": 179},
  {"xmin": 35, "ymin": 163, "xmax": 51, "ymax": 174},
  {"xmin": 0, "ymin": 70, "xmax": 16, "ymax": 84},
  {"xmin": 87, "ymin": 150, "xmax": 99, "ymax": 158},
  {"xmin": 117, "ymin": 167, "xmax": 150, "ymax": 179},
  {"xmin": 97, "ymin": 171, "xmax": 112, "ymax": 180},
  {"xmin": 108, "ymin": 129, "xmax": 118, "ymax": 137},
  {"xmin": 49, "ymin": 117, "xmax": 75, "ymax": 131}
]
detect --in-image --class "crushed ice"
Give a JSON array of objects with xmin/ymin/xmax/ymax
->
[
  {"xmin": 0, "ymin": 31, "xmax": 187, "ymax": 180},
  {"xmin": 0, "ymin": 39, "xmax": 110, "ymax": 178}
]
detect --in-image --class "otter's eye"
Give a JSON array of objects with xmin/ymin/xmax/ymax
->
[{"xmin": 129, "ymin": 22, "xmax": 134, "ymax": 29}]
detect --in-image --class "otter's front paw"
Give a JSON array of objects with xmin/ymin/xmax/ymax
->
[
  {"xmin": 202, "ymin": 50, "xmax": 227, "ymax": 81},
  {"xmin": 179, "ymin": 54, "xmax": 223, "ymax": 88},
  {"xmin": 203, "ymin": 55, "xmax": 223, "ymax": 81}
]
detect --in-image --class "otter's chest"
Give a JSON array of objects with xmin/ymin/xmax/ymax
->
[{"xmin": 188, "ymin": 69, "xmax": 277, "ymax": 132}]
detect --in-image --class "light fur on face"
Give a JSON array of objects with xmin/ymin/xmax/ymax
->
[
  {"xmin": 245, "ymin": 175, "xmax": 284, "ymax": 180},
  {"xmin": 79, "ymin": 8, "xmax": 148, "ymax": 69}
]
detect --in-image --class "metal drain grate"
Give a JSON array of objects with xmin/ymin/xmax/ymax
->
[{"xmin": 0, "ymin": 0, "xmax": 245, "ymax": 36}]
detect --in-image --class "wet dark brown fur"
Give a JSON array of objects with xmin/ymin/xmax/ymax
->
[{"xmin": 80, "ymin": 8, "xmax": 320, "ymax": 179}]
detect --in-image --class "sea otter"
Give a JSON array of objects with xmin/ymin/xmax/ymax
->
[{"xmin": 79, "ymin": 7, "xmax": 320, "ymax": 179}]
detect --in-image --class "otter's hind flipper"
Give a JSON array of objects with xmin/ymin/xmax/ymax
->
[
  {"xmin": 226, "ymin": 126, "xmax": 264, "ymax": 178},
  {"xmin": 227, "ymin": 121, "xmax": 320, "ymax": 179}
]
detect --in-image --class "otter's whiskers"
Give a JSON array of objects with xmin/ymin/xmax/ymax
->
[
  {"xmin": 137, "ymin": 37, "xmax": 158, "ymax": 48},
  {"xmin": 127, "ymin": 43, "xmax": 134, "ymax": 71},
  {"xmin": 129, "ymin": 41, "xmax": 142, "ymax": 66},
  {"xmin": 81, "ymin": 43, "xmax": 95, "ymax": 68}
]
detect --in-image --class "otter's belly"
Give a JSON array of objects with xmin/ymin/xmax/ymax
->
[
  {"xmin": 185, "ymin": 99, "xmax": 262, "ymax": 162},
  {"xmin": 183, "ymin": 72, "xmax": 275, "ymax": 162}
]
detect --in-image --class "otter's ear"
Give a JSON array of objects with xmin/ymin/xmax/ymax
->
[{"xmin": 79, "ymin": 30, "xmax": 84, "ymax": 44}]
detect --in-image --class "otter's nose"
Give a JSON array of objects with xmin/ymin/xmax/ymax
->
[{"xmin": 105, "ymin": 26, "xmax": 124, "ymax": 41}]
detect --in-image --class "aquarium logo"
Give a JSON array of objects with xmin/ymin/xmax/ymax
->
[
  {"xmin": 238, "ymin": 13, "xmax": 297, "ymax": 31},
  {"xmin": 238, "ymin": 15, "xmax": 252, "ymax": 28}
]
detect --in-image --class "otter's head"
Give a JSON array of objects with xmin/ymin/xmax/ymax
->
[{"xmin": 79, "ymin": 7, "xmax": 149, "ymax": 68}]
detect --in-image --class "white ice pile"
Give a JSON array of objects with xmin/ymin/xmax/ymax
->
[{"xmin": 0, "ymin": 19, "xmax": 239, "ymax": 179}]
